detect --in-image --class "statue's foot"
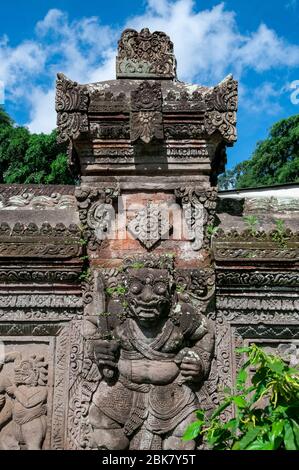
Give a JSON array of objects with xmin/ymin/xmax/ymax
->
[
  {"xmin": 92, "ymin": 428, "xmax": 129, "ymax": 450},
  {"xmin": 163, "ymin": 435, "xmax": 196, "ymax": 450}
]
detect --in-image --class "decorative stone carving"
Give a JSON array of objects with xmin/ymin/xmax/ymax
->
[
  {"xmin": 175, "ymin": 188, "xmax": 218, "ymax": 250},
  {"xmin": 89, "ymin": 90, "xmax": 129, "ymax": 113},
  {"xmin": 130, "ymin": 111, "xmax": 163, "ymax": 143},
  {"xmin": 213, "ymin": 292, "xmax": 299, "ymax": 415},
  {"xmin": 217, "ymin": 271, "xmax": 299, "ymax": 289},
  {"xmin": 90, "ymin": 122, "xmax": 130, "ymax": 140},
  {"xmin": 75, "ymin": 186, "xmax": 119, "ymax": 250},
  {"xmin": 86, "ymin": 256, "xmax": 215, "ymax": 450},
  {"xmin": 130, "ymin": 81, "xmax": 163, "ymax": 143},
  {"xmin": 128, "ymin": 202, "xmax": 172, "ymax": 250},
  {"xmin": 0, "ymin": 269, "xmax": 80, "ymax": 284},
  {"xmin": 164, "ymin": 123, "xmax": 205, "ymax": 140},
  {"xmin": 0, "ymin": 192, "xmax": 75, "ymax": 210},
  {"xmin": 213, "ymin": 229, "xmax": 299, "ymax": 262},
  {"xmin": 244, "ymin": 196, "xmax": 299, "ymax": 213},
  {"xmin": 57, "ymin": 112, "xmax": 89, "ymax": 143},
  {"xmin": 116, "ymin": 28, "xmax": 176, "ymax": 79},
  {"xmin": 204, "ymin": 75, "xmax": 238, "ymax": 144},
  {"xmin": 215, "ymin": 228, "xmax": 299, "ymax": 242},
  {"xmin": 56, "ymin": 73, "xmax": 89, "ymax": 143},
  {"xmin": 0, "ymin": 294, "xmax": 83, "ymax": 309},
  {"xmin": 131, "ymin": 81, "xmax": 162, "ymax": 112},
  {"xmin": 0, "ymin": 352, "xmax": 48, "ymax": 450},
  {"xmin": 163, "ymin": 89, "xmax": 206, "ymax": 112},
  {"xmin": 216, "ymin": 294, "xmax": 299, "ymax": 314},
  {"xmin": 166, "ymin": 147, "xmax": 209, "ymax": 158},
  {"xmin": 56, "ymin": 73, "xmax": 89, "ymax": 112},
  {"xmin": 174, "ymin": 268, "xmax": 215, "ymax": 311},
  {"xmin": 0, "ymin": 223, "xmax": 82, "ymax": 259}
]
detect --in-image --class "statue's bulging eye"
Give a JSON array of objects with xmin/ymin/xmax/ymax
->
[
  {"xmin": 154, "ymin": 282, "xmax": 167, "ymax": 295},
  {"xmin": 130, "ymin": 282, "xmax": 143, "ymax": 294}
]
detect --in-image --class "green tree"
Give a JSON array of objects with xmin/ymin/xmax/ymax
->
[
  {"xmin": 0, "ymin": 106, "xmax": 75, "ymax": 184},
  {"xmin": 0, "ymin": 107, "xmax": 13, "ymax": 127},
  {"xmin": 219, "ymin": 114, "xmax": 299, "ymax": 189}
]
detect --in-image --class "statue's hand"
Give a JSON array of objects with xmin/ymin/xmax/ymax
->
[
  {"xmin": 175, "ymin": 348, "xmax": 203, "ymax": 383},
  {"xmin": 6, "ymin": 385, "xmax": 17, "ymax": 397},
  {"xmin": 93, "ymin": 339, "xmax": 119, "ymax": 369},
  {"xmin": 0, "ymin": 394, "xmax": 5, "ymax": 408}
]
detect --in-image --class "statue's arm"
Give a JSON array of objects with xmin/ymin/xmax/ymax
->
[
  {"xmin": 175, "ymin": 317, "xmax": 215, "ymax": 383},
  {"xmin": 0, "ymin": 397, "xmax": 12, "ymax": 430},
  {"xmin": 191, "ymin": 318, "xmax": 215, "ymax": 379}
]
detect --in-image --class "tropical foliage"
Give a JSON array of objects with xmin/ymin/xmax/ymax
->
[
  {"xmin": 219, "ymin": 115, "xmax": 299, "ymax": 189},
  {"xmin": 0, "ymin": 107, "xmax": 74, "ymax": 184},
  {"xmin": 183, "ymin": 344, "xmax": 299, "ymax": 450}
]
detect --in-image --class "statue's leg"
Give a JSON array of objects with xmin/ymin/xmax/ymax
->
[
  {"xmin": 89, "ymin": 403, "xmax": 129, "ymax": 450},
  {"xmin": 163, "ymin": 412, "xmax": 197, "ymax": 450},
  {"xmin": 21, "ymin": 416, "xmax": 47, "ymax": 450},
  {"xmin": 0, "ymin": 421, "xmax": 20, "ymax": 450}
]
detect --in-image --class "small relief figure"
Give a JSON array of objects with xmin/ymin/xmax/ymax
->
[
  {"xmin": 88, "ymin": 259, "xmax": 215, "ymax": 450},
  {"xmin": 0, "ymin": 353, "xmax": 48, "ymax": 450},
  {"xmin": 0, "ymin": 353, "xmax": 18, "ymax": 435}
]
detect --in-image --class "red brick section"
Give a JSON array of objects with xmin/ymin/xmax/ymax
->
[{"xmin": 89, "ymin": 191, "xmax": 211, "ymax": 269}]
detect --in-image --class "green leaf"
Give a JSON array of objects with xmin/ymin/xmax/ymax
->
[
  {"xmin": 290, "ymin": 419, "xmax": 299, "ymax": 449},
  {"xmin": 232, "ymin": 395, "xmax": 247, "ymax": 409},
  {"xmin": 223, "ymin": 418, "xmax": 238, "ymax": 431},
  {"xmin": 237, "ymin": 426, "xmax": 262, "ymax": 450},
  {"xmin": 271, "ymin": 420, "xmax": 284, "ymax": 439},
  {"xmin": 237, "ymin": 367, "xmax": 248, "ymax": 389},
  {"xmin": 235, "ymin": 347, "xmax": 251, "ymax": 354},
  {"xmin": 195, "ymin": 409, "xmax": 205, "ymax": 420},
  {"xmin": 245, "ymin": 440, "xmax": 269, "ymax": 450},
  {"xmin": 284, "ymin": 420, "xmax": 297, "ymax": 450},
  {"xmin": 182, "ymin": 420, "xmax": 203, "ymax": 441},
  {"xmin": 268, "ymin": 420, "xmax": 284, "ymax": 449},
  {"xmin": 181, "ymin": 344, "xmax": 299, "ymax": 450},
  {"xmin": 268, "ymin": 361, "xmax": 285, "ymax": 374}
]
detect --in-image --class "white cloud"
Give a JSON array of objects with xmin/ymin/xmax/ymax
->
[
  {"xmin": 241, "ymin": 82, "xmax": 283, "ymax": 115},
  {"xmin": 234, "ymin": 24, "xmax": 299, "ymax": 73},
  {"xmin": 25, "ymin": 88, "xmax": 56, "ymax": 134},
  {"xmin": 0, "ymin": 39, "xmax": 45, "ymax": 90},
  {"xmin": 1, "ymin": 0, "xmax": 299, "ymax": 133}
]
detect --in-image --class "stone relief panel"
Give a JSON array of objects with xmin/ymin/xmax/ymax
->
[
  {"xmin": 116, "ymin": 28, "xmax": 176, "ymax": 79},
  {"xmin": 127, "ymin": 202, "xmax": 172, "ymax": 250},
  {"xmin": 175, "ymin": 187, "xmax": 218, "ymax": 251},
  {"xmin": 72, "ymin": 256, "xmax": 216, "ymax": 450},
  {"xmin": 213, "ymin": 293, "xmax": 299, "ymax": 419},
  {"xmin": 0, "ymin": 320, "xmax": 83, "ymax": 450},
  {"xmin": 0, "ymin": 223, "xmax": 82, "ymax": 259},
  {"xmin": 130, "ymin": 81, "xmax": 164, "ymax": 144},
  {"xmin": 0, "ymin": 342, "xmax": 49, "ymax": 450},
  {"xmin": 213, "ymin": 229, "xmax": 299, "ymax": 262},
  {"xmin": 75, "ymin": 186, "xmax": 119, "ymax": 250}
]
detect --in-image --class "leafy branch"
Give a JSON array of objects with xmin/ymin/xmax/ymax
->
[{"xmin": 183, "ymin": 344, "xmax": 299, "ymax": 450}]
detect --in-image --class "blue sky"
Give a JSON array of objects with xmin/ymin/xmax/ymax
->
[{"xmin": 1, "ymin": 0, "xmax": 299, "ymax": 169}]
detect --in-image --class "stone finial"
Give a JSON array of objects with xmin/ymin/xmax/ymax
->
[{"xmin": 116, "ymin": 28, "xmax": 177, "ymax": 79}]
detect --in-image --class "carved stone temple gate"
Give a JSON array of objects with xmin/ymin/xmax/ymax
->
[{"xmin": 0, "ymin": 29, "xmax": 298, "ymax": 450}]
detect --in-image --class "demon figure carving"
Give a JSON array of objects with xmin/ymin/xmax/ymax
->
[
  {"xmin": 87, "ymin": 257, "xmax": 215, "ymax": 450},
  {"xmin": 0, "ymin": 353, "xmax": 48, "ymax": 450}
]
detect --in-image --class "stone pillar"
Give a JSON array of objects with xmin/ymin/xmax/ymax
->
[{"xmin": 55, "ymin": 28, "xmax": 238, "ymax": 450}]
